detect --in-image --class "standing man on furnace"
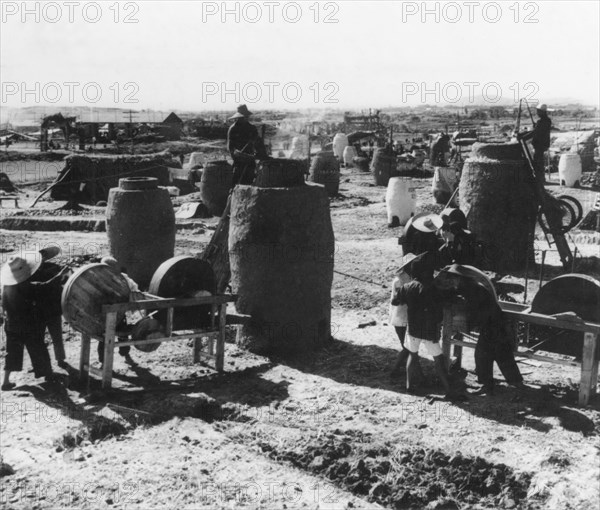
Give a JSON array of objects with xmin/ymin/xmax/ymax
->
[
  {"xmin": 531, "ymin": 103, "xmax": 552, "ymax": 185},
  {"xmin": 227, "ymin": 104, "xmax": 268, "ymax": 186}
]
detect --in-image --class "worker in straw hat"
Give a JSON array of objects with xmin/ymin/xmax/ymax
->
[
  {"xmin": 389, "ymin": 253, "xmax": 425, "ymax": 381},
  {"xmin": 1, "ymin": 251, "xmax": 68, "ymax": 390},
  {"xmin": 434, "ymin": 264, "xmax": 524, "ymax": 396},
  {"xmin": 391, "ymin": 252, "xmax": 463, "ymax": 400},
  {"xmin": 227, "ymin": 104, "xmax": 268, "ymax": 187},
  {"xmin": 29, "ymin": 246, "xmax": 70, "ymax": 367}
]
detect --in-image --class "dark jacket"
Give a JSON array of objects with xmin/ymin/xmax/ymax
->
[
  {"xmin": 393, "ymin": 280, "xmax": 443, "ymax": 341},
  {"xmin": 29, "ymin": 262, "xmax": 64, "ymax": 319},
  {"xmin": 532, "ymin": 115, "xmax": 551, "ymax": 152},
  {"xmin": 227, "ymin": 119, "xmax": 266, "ymax": 159},
  {"xmin": 2, "ymin": 282, "xmax": 44, "ymax": 333}
]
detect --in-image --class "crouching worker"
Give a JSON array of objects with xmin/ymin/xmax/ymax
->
[
  {"xmin": 96, "ymin": 256, "xmax": 144, "ymax": 364},
  {"xmin": 436, "ymin": 265, "xmax": 524, "ymax": 395},
  {"xmin": 392, "ymin": 252, "xmax": 459, "ymax": 399},
  {"xmin": 389, "ymin": 253, "xmax": 424, "ymax": 380},
  {"xmin": 1, "ymin": 253, "xmax": 68, "ymax": 390}
]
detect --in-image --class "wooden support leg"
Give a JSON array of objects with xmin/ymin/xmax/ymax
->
[
  {"xmin": 102, "ymin": 312, "xmax": 118, "ymax": 390},
  {"xmin": 193, "ymin": 337, "xmax": 202, "ymax": 363},
  {"xmin": 442, "ymin": 308, "xmax": 454, "ymax": 361},
  {"xmin": 79, "ymin": 334, "xmax": 91, "ymax": 385},
  {"xmin": 453, "ymin": 343, "xmax": 463, "ymax": 367},
  {"xmin": 165, "ymin": 307, "xmax": 174, "ymax": 336},
  {"xmin": 216, "ymin": 304, "xmax": 226, "ymax": 373},
  {"xmin": 579, "ymin": 332, "xmax": 599, "ymax": 406}
]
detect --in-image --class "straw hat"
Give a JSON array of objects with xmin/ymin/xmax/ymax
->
[
  {"xmin": 1, "ymin": 254, "xmax": 42, "ymax": 286},
  {"xmin": 229, "ymin": 104, "xmax": 253, "ymax": 120},
  {"xmin": 440, "ymin": 207, "xmax": 467, "ymax": 230},
  {"xmin": 101, "ymin": 256, "xmax": 118, "ymax": 268},
  {"xmin": 536, "ymin": 103, "xmax": 554, "ymax": 113},
  {"xmin": 398, "ymin": 253, "xmax": 418, "ymax": 271},
  {"xmin": 40, "ymin": 246, "xmax": 61, "ymax": 261},
  {"xmin": 438, "ymin": 264, "xmax": 497, "ymax": 300},
  {"xmin": 412, "ymin": 213, "xmax": 444, "ymax": 233}
]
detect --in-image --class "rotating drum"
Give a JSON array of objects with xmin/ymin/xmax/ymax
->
[
  {"xmin": 148, "ymin": 256, "xmax": 217, "ymax": 330},
  {"xmin": 529, "ymin": 274, "xmax": 600, "ymax": 358},
  {"xmin": 61, "ymin": 263, "xmax": 131, "ymax": 338}
]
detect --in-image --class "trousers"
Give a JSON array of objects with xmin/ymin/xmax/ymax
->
[
  {"xmin": 4, "ymin": 323, "xmax": 52, "ymax": 378},
  {"xmin": 475, "ymin": 324, "xmax": 523, "ymax": 387}
]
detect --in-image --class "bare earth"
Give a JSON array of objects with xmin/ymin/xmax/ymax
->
[{"xmin": 1, "ymin": 165, "xmax": 599, "ymax": 510}]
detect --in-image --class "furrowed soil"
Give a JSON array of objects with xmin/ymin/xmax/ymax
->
[{"xmin": 1, "ymin": 164, "xmax": 599, "ymax": 510}]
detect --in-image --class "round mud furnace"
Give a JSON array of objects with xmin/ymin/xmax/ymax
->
[
  {"xmin": 254, "ymin": 159, "xmax": 306, "ymax": 188},
  {"xmin": 353, "ymin": 156, "xmax": 370, "ymax": 172},
  {"xmin": 459, "ymin": 142, "xmax": 537, "ymax": 272},
  {"xmin": 229, "ymin": 184, "xmax": 335, "ymax": 355},
  {"xmin": 371, "ymin": 148, "xmax": 398, "ymax": 187},
  {"xmin": 309, "ymin": 151, "xmax": 340, "ymax": 196},
  {"xmin": 200, "ymin": 160, "xmax": 233, "ymax": 216},
  {"xmin": 106, "ymin": 177, "xmax": 175, "ymax": 290}
]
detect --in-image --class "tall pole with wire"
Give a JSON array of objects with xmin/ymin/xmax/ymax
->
[{"xmin": 123, "ymin": 110, "xmax": 138, "ymax": 155}]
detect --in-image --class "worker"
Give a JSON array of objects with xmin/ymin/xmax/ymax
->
[
  {"xmin": 29, "ymin": 246, "xmax": 70, "ymax": 367},
  {"xmin": 400, "ymin": 213, "xmax": 444, "ymax": 256},
  {"xmin": 227, "ymin": 104, "xmax": 268, "ymax": 186},
  {"xmin": 430, "ymin": 133, "xmax": 451, "ymax": 167},
  {"xmin": 1, "ymin": 253, "xmax": 68, "ymax": 390},
  {"xmin": 392, "ymin": 252, "xmax": 461, "ymax": 399},
  {"xmin": 435, "ymin": 265, "xmax": 524, "ymax": 395},
  {"xmin": 531, "ymin": 103, "xmax": 552, "ymax": 185},
  {"xmin": 389, "ymin": 253, "xmax": 424, "ymax": 381},
  {"xmin": 97, "ymin": 256, "xmax": 143, "ymax": 364},
  {"xmin": 438, "ymin": 221, "xmax": 482, "ymax": 268}
]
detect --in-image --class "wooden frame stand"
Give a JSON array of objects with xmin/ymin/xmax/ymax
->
[
  {"xmin": 442, "ymin": 301, "xmax": 600, "ymax": 406},
  {"xmin": 78, "ymin": 294, "xmax": 236, "ymax": 390}
]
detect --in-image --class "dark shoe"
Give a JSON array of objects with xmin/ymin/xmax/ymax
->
[
  {"xmin": 44, "ymin": 373, "xmax": 62, "ymax": 384},
  {"xmin": 1, "ymin": 382, "xmax": 16, "ymax": 391}
]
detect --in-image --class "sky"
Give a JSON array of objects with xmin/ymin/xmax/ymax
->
[{"xmin": 1, "ymin": 0, "xmax": 599, "ymax": 112}]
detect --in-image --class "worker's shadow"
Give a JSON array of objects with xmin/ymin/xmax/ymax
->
[
  {"xmin": 451, "ymin": 383, "xmax": 597, "ymax": 436},
  {"xmin": 99, "ymin": 364, "xmax": 291, "ymax": 429},
  {"xmin": 286, "ymin": 338, "xmax": 598, "ymax": 435},
  {"xmin": 24, "ymin": 360, "xmax": 290, "ymax": 439},
  {"xmin": 25, "ymin": 381, "xmax": 131, "ymax": 442},
  {"xmin": 63, "ymin": 357, "xmax": 291, "ymax": 430},
  {"xmin": 284, "ymin": 338, "xmax": 432, "ymax": 394}
]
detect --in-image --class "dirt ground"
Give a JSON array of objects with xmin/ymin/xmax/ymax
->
[{"xmin": 1, "ymin": 163, "xmax": 599, "ymax": 510}]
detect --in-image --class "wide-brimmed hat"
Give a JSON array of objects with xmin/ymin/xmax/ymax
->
[
  {"xmin": 40, "ymin": 246, "xmax": 61, "ymax": 261},
  {"xmin": 413, "ymin": 213, "xmax": 444, "ymax": 233},
  {"xmin": 438, "ymin": 264, "xmax": 497, "ymax": 300},
  {"xmin": 1, "ymin": 254, "xmax": 42, "ymax": 286},
  {"xmin": 440, "ymin": 208, "xmax": 467, "ymax": 229},
  {"xmin": 398, "ymin": 253, "xmax": 418, "ymax": 271},
  {"xmin": 229, "ymin": 104, "xmax": 253, "ymax": 120},
  {"xmin": 536, "ymin": 103, "xmax": 554, "ymax": 113},
  {"xmin": 101, "ymin": 256, "xmax": 119, "ymax": 268}
]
